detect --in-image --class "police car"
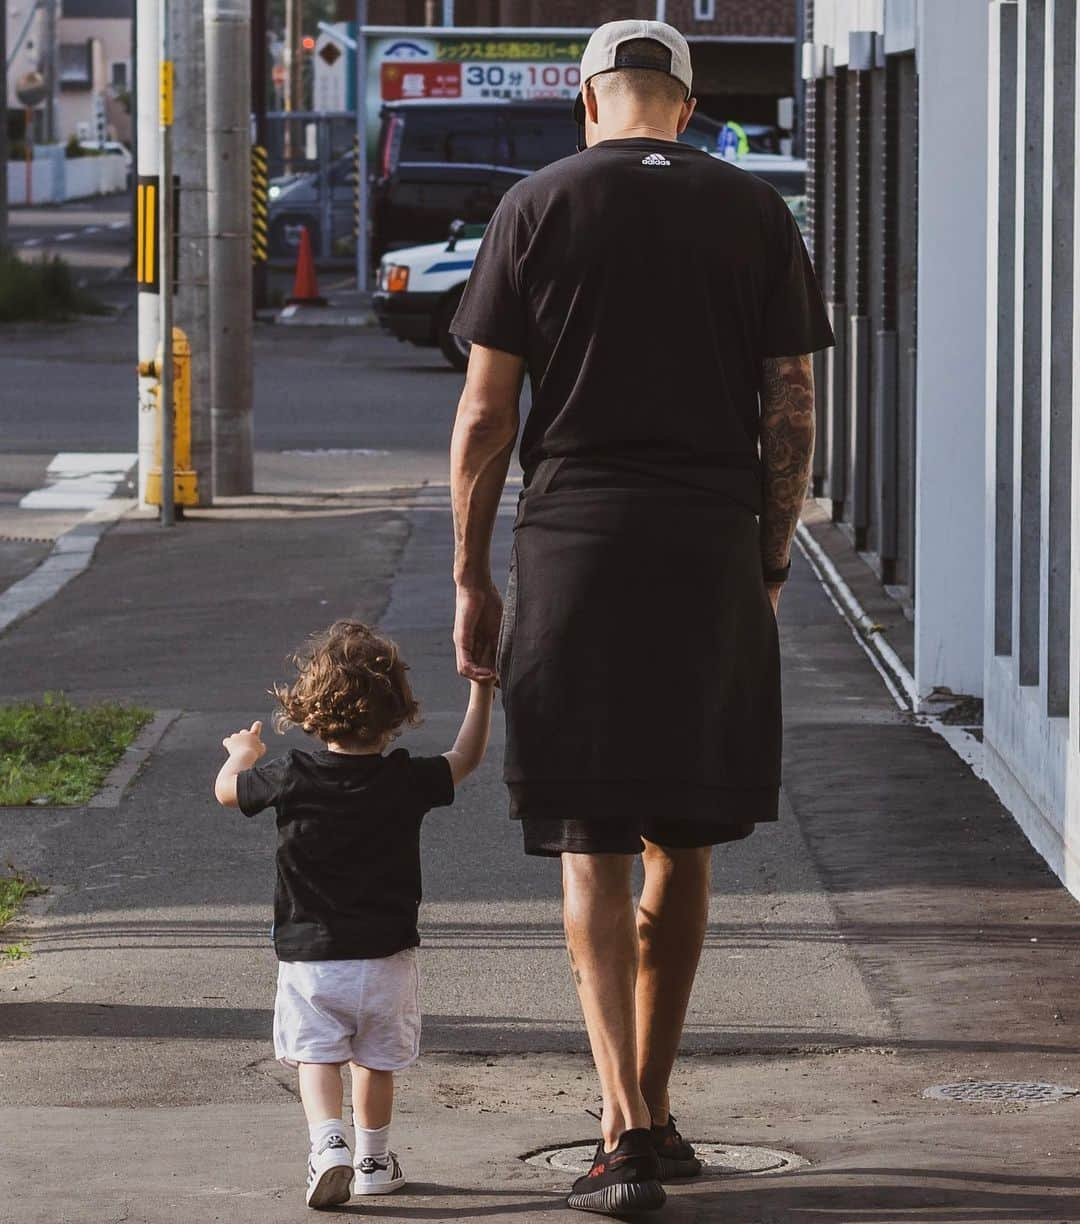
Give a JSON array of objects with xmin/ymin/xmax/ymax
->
[
  {"xmin": 374, "ymin": 156, "xmax": 808, "ymax": 371},
  {"xmin": 373, "ymin": 220, "xmax": 485, "ymax": 371}
]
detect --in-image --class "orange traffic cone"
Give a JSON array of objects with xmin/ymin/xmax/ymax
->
[{"xmin": 287, "ymin": 227, "xmax": 327, "ymax": 306}]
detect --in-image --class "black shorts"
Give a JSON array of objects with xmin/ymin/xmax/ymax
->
[
  {"xmin": 500, "ymin": 458, "xmax": 782, "ymax": 859},
  {"xmin": 522, "ymin": 815, "xmax": 756, "ymax": 857}
]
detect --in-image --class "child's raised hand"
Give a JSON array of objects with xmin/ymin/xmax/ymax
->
[{"xmin": 223, "ymin": 720, "xmax": 266, "ymax": 760}]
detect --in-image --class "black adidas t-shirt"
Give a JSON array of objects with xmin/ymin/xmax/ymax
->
[
  {"xmin": 236, "ymin": 747, "xmax": 454, "ymax": 962},
  {"xmin": 451, "ymin": 137, "xmax": 834, "ymax": 510}
]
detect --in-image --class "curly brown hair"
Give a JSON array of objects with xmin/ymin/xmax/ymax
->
[{"xmin": 273, "ymin": 621, "xmax": 420, "ymax": 746}]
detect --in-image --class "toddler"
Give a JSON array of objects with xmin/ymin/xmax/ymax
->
[{"xmin": 214, "ymin": 620, "xmax": 494, "ymax": 1209}]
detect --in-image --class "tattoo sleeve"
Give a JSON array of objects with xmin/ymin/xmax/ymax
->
[{"xmin": 759, "ymin": 354, "xmax": 817, "ymax": 574}]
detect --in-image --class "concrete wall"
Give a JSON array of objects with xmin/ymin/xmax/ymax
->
[
  {"xmin": 912, "ymin": 0, "xmax": 989, "ymax": 698},
  {"xmin": 6, "ymin": 149, "xmax": 125, "ymax": 204},
  {"xmin": 984, "ymin": 0, "xmax": 1080, "ymax": 899}
]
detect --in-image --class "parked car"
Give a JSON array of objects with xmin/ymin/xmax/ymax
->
[
  {"xmin": 371, "ymin": 99, "xmax": 728, "ymax": 263},
  {"xmin": 267, "ymin": 154, "xmax": 356, "ymax": 258},
  {"xmin": 374, "ymin": 155, "xmax": 808, "ymax": 372},
  {"xmin": 373, "ymin": 220, "xmax": 484, "ymax": 369},
  {"xmin": 269, "ymin": 100, "xmax": 731, "ymax": 263}
]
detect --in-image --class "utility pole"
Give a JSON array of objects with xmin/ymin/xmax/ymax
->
[
  {"xmin": 158, "ymin": 0, "xmax": 175, "ymax": 527},
  {"xmin": 205, "ymin": 0, "xmax": 253, "ymax": 496},
  {"xmin": 252, "ymin": 0, "xmax": 269, "ymax": 311},
  {"xmin": 354, "ymin": 0, "xmax": 368, "ymax": 290},
  {"xmin": 43, "ymin": 0, "xmax": 56, "ymax": 141},
  {"xmin": 135, "ymin": 0, "xmax": 160, "ymax": 507},
  {"xmin": 173, "ymin": 0, "xmax": 213, "ymax": 504},
  {"xmin": 1, "ymin": 0, "xmax": 9, "ymax": 251},
  {"xmin": 284, "ymin": 0, "xmax": 301, "ymax": 170}
]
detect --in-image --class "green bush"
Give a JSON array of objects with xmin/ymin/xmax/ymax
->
[{"xmin": 0, "ymin": 250, "xmax": 109, "ymax": 323}]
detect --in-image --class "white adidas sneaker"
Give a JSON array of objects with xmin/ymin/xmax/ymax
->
[
  {"xmin": 353, "ymin": 1150, "xmax": 406, "ymax": 1196},
  {"xmin": 306, "ymin": 1133, "xmax": 354, "ymax": 1209}
]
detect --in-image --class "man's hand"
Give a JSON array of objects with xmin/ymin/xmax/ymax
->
[
  {"xmin": 766, "ymin": 583, "xmax": 783, "ymax": 615},
  {"xmin": 454, "ymin": 582, "xmax": 503, "ymax": 682},
  {"xmin": 222, "ymin": 721, "xmax": 266, "ymax": 762}
]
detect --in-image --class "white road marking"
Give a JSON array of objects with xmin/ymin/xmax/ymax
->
[
  {"xmin": 83, "ymin": 225, "xmax": 102, "ymax": 235},
  {"xmin": 21, "ymin": 238, "xmax": 41, "ymax": 247},
  {"xmin": 109, "ymin": 220, "xmax": 127, "ymax": 230},
  {"xmin": 19, "ymin": 452, "xmax": 137, "ymax": 511},
  {"xmin": 56, "ymin": 231, "xmax": 76, "ymax": 241}
]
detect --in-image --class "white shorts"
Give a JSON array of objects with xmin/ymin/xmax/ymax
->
[{"xmin": 273, "ymin": 948, "xmax": 421, "ymax": 1070}]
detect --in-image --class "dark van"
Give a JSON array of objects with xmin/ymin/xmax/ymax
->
[{"xmin": 371, "ymin": 98, "xmax": 724, "ymax": 263}]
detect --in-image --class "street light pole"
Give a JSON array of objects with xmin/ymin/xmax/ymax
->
[
  {"xmin": 158, "ymin": 0, "xmax": 175, "ymax": 527},
  {"xmin": 135, "ymin": 0, "xmax": 160, "ymax": 508},
  {"xmin": 174, "ymin": 0, "xmax": 213, "ymax": 505}
]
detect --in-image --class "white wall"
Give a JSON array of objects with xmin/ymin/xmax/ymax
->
[{"xmin": 912, "ymin": 0, "xmax": 990, "ymax": 698}]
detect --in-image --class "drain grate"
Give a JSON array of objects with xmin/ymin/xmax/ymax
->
[
  {"xmin": 923, "ymin": 1080, "xmax": 1080, "ymax": 1103},
  {"xmin": 524, "ymin": 1141, "xmax": 807, "ymax": 1177}
]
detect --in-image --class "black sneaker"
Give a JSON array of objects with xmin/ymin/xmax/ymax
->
[
  {"xmin": 650, "ymin": 1115, "xmax": 703, "ymax": 1180},
  {"xmin": 566, "ymin": 1128, "xmax": 666, "ymax": 1216}
]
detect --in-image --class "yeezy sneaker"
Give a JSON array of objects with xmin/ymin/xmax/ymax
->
[
  {"xmin": 566, "ymin": 1128, "xmax": 666, "ymax": 1216},
  {"xmin": 650, "ymin": 1115, "xmax": 703, "ymax": 1180},
  {"xmin": 305, "ymin": 1133, "xmax": 354, "ymax": 1209},
  {"xmin": 353, "ymin": 1150, "xmax": 406, "ymax": 1196}
]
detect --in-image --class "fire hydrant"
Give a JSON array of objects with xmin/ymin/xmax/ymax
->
[{"xmin": 139, "ymin": 327, "xmax": 199, "ymax": 507}]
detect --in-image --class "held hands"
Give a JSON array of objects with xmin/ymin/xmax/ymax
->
[
  {"xmin": 454, "ymin": 581, "xmax": 503, "ymax": 682},
  {"xmin": 223, "ymin": 720, "xmax": 266, "ymax": 762}
]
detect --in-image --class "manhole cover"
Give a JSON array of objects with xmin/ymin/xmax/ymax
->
[
  {"xmin": 923, "ymin": 1080, "xmax": 1079, "ymax": 1103},
  {"xmin": 524, "ymin": 1141, "xmax": 807, "ymax": 1177}
]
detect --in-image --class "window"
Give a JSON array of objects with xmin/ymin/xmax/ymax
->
[
  {"xmin": 506, "ymin": 109, "xmax": 577, "ymax": 169},
  {"xmin": 110, "ymin": 61, "xmax": 128, "ymax": 89},
  {"xmin": 58, "ymin": 41, "xmax": 92, "ymax": 91},
  {"xmin": 400, "ymin": 109, "xmax": 499, "ymax": 166},
  {"xmin": 693, "ymin": 0, "xmax": 716, "ymax": 20}
]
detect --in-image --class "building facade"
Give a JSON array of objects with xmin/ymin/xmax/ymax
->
[
  {"xmin": 352, "ymin": 0, "xmax": 800, "ymax": 123},
  {"xmin": 806, "ymin": 0, "xmax": 1080, "ymax": 897},
  {"xmin": 5, "ymin": 0, "xmax": 132, "ymax": 145}
]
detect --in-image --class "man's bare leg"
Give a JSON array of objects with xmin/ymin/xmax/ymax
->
[
  {"xmin": 635, "ymin": 841, "xmax": 712, "ymax": 1125},
  {"xmin": 562, "ymin": 852, "xmax": 652, "ymax": 1150}
]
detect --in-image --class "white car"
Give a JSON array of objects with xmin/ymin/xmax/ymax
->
[
  {"xmin": 373, "ymin": 156, "xmax": 807, "ymax": 371},
  {"xmin": 373, "ymin": 222, "xmax": 483, "ymax": 371}
]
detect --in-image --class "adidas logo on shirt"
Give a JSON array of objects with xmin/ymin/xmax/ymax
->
[{"xmin": 641, "ymin": 153, "xmax": 671, "ymax": 166}]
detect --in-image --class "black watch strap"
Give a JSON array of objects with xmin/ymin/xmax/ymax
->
[{"xmin": 762, "ymin": 560, "xmax": 791, "ymax": 585}]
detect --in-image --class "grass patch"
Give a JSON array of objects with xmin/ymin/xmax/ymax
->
[
  {"xmin": 0, "ymin": 249, "xmax": 110, "ymax": 323},
  {"xmin": 0, "ymin": 869, "xmax": 46, "ymax": 961},
  {"xmin": 0, "ymin": 693, "xmax": 153, "ymax": 806}
]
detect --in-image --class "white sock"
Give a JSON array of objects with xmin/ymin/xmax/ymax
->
[
  {"xmin": 354, "ymin": 1123, "xmax": 391, "ymax": 1161},
  {"xmin": 309, "ymin": 1118, "xmax": 347, "ymax": 1150}
]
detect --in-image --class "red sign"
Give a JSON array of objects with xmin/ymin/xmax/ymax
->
[{"xmin": 381, "ymin": 61, "xmax": 462, "ymax": 101}]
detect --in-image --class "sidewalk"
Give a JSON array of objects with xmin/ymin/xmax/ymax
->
[{"xmin": 1, "ymin": 471, "xmax": 1080, "ymax": 1222}]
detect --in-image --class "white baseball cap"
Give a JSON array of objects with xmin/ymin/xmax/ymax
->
[{"xmin": 572, "ymin": 20, "xmax": 694, "ymax": 124}]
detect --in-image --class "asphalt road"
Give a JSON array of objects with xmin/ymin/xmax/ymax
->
[
  {"xmin": 0, "ymin": 320, "xmax": 464, "ymax": 461},
  {"xmin": 8, "ymin": 195, "xmax": 133, "ymax": 297}
]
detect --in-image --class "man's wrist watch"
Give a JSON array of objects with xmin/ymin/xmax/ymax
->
[{"xmin": 762, "ymin": 560, "xmax": 791, "ymax": 585}]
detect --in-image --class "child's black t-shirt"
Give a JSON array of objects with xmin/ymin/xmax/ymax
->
[{"xmin": 236, "ymin": 747, "xmax": 454, "ymax": 962}]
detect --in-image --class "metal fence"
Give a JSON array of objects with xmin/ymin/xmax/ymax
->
[
  {"xmin": 264, "ymin": 111, "xmax": 357, "ymax": 263},
  {"xmin": 806, "ymin": 36, "xmax": 919, "ymax": 600}
]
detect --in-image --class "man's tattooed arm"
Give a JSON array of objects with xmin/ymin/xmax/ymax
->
[{"xmin": 759, "ymin": 354, "xmax": 817, "ymax": 576}]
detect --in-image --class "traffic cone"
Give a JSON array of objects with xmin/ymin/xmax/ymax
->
[{"xmin": 287, "ymin": 227, "xmax": 327, "ymax": 306}]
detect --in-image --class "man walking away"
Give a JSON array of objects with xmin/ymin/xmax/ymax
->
[{"xmin": 449, "ymin": 19, "xmax": 834, "ymax": 1216}]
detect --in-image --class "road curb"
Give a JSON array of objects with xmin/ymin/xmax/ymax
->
[
  {"xmin": 87, "ymin": 709, "xmax": 182, "ymax": 809},
  {"xmin": 0, "ymin": 495, "xmax": 135, "ymax": 638},
  {"xmin": 794, "ymin": 522, "xmax": 918, "ymax": 710}
]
